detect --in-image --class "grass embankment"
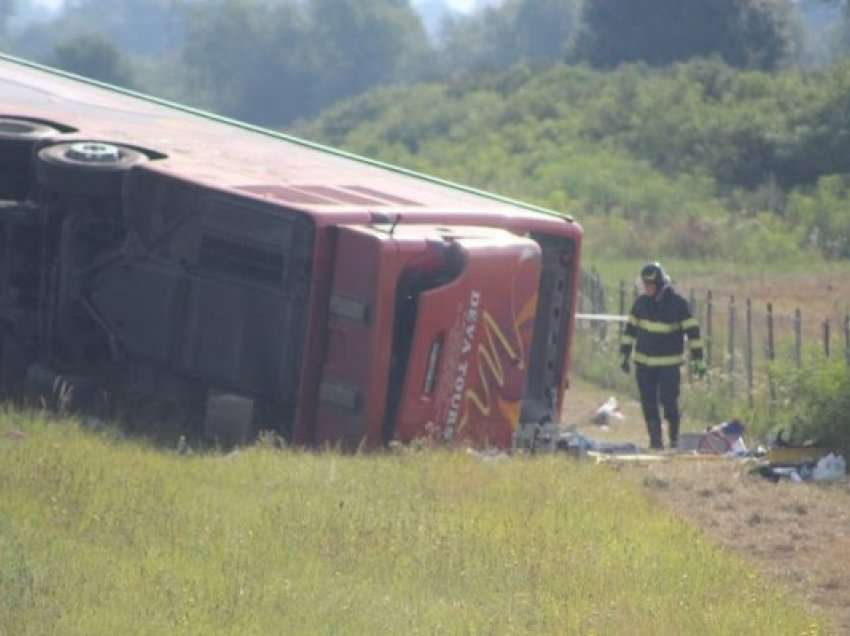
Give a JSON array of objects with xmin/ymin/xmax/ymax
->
[{"xmin": 0, "ymin": 411, "xmax": 820, "ymax": 635}]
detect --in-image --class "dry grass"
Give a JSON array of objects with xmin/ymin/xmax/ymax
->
[
  {"xmin": 634, "ymin": 459, "xmax": 850, "ymax": 635},
  {"xmin": 567, "ymin": 377, "xmax": 850, "ymax": 635}
]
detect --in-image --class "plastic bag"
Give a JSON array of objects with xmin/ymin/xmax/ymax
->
[{"xmin": 812, "ymin": 453, "xmax": 846, "ymax": 481}]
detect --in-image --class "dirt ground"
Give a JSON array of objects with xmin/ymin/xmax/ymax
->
[{"xmin": 564, "ymin": 377, "xmax": 850, "ymax": 634}]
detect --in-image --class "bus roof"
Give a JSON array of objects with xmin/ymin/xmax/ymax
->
[{"xmin": 1, "ymin": 53, "xmax": 573, "ymax": 222}]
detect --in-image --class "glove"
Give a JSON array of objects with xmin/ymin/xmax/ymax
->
[
  {"xmin": 690, "ymin": 359, "xmax": 706, "ymax": 379},
  {"xmin": 620, "ymin": 354, "xmax": 630, "ymax": 374}
]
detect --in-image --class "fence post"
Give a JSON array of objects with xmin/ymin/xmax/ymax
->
[
  {"xmin": 845, "ymin": 314, "xmax": 850, "ymax": 367},
  {"xmin": 594, "ymin": 269, "xmax": 607, "ymax": 342},
  {"xmin": 766, "ymin": 303, "xmax": 776, "ymax": 412},
  {"xmin": 728, "ymin": 295, "xmax": 736, "ymax": 400},
  {"xmin": 618, "ymin": 280, "xmax": 625, "ymax": 340},
  {"xmin": 706, "ymin": 290, "xmax": 713, "ymax": 369},
  {"xmin": 746, "ymin": 298, "xmax": 753, "ymax": 408},
  {"xmin": 794, "ymin": 308, "xmax": 802, "ymax": 368},
  {"xmin": 823, "ymin": 319, "xmax": 830, "ymax": 359},
  {"xmin": 766, "ymin": 303, "xmax": 775, "ymax": 361}
]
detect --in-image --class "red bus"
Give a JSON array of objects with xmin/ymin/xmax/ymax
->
[{"xmin": 0, "ymin": 53, "xmax": 582, "ymax": 450}]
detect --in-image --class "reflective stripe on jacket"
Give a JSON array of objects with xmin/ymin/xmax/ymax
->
[{"xmin": 619, "ymin": 286, "xmax": 703, "ymax": 367}]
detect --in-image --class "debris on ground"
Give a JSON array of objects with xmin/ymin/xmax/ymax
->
[
  {"xmin": 677, "ymin": 419, "xmax": 749, "ymax": 455},
  {"xmin": 557, "ymin": 428, "xmax": 640, "ymax": 456},
  {"xmin": 751, "ymin": 452, "xmax": 847, "ymax": 483},
  {"xmin": 746, "ymin": 427, "xmax": 847, "ymax": 483},
  {"xmin": 812, "ymin": 453, "xmax": 846, "ymax": 481},
  {"xmin": 510, "ymin": 421, "xmax": 641, "ymax": 456},
  {"xmin": 507, "ymin": 399, "xmax": 848, "ymax": 488},
  {"xmin": 589, "ymin": 396, "xmax": 624, "ymax": 429}
]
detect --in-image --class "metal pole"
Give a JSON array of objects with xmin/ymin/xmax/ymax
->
[
  {"xmin": 706, "ymin": 290, "xmax": 713, "ymax": 369},
  {"xmin": 794, "ymin": 308, "xmax": 802, "ymax": 368},
  {"xmin": 767, "ymin": 303, "xmax": 776, "ymax": 410},
  {"xmin": 618, "ymin": 280, "xmax": 625, "ymax": 340},
  {"xmin": 597, "ymin": 272, "xmax": 607, "ymax": 342},
  {"xmin": 728, "ymin": 295, "xmax": 736, "ymax": 400},
  {"xmin": 766, "ymin": 303, "xmax": 775, "ymax": 361},
  {"xmin": 823, "ymin": 319, "xmax": 830, "ymax": 359},
  {"xmin": 845, "ymin": 314, "xmax": 850, "ymax": 367},
  {"xmin": 746, "ymin": 298, "xmax": 753, "ymax": 408}
]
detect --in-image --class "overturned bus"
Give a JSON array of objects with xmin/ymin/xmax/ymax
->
[{"xmin": 0, "ymin": 54, "xmax": 582, "ymax": 450}]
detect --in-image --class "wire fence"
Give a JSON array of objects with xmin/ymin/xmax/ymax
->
[{"xmin": 577, "ymin": 269, "xmax": 850, "ymax": 410}]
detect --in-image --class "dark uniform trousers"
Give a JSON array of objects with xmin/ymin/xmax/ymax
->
[{"xmin": 635, "ymin": 364, "xmax": 680, "ymax": 450}]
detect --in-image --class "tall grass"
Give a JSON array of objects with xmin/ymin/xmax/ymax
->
[{"xmin": 0, "ymin": 410, "xmax": 820, "ymax": 635}]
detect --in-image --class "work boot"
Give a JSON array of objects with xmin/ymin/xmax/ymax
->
[
  {"xmin": 668, "ymin": 418, "xmax": 680, "ymax": 450},
  {"xmin": 647, "ymin": 420, "xmax": 663, "ymax": 451}
]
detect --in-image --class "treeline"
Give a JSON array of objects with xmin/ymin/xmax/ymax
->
[
  {"xmin": 1, "ymin": 0, "xmax": 850, "ymax": 127},
  {"xmin": 299, "ymin": 59, "xmax": 850, "ymax": 262},
  {"xmin": 3, "ymin": 0, "xmax": 850, "ymax": 262}
]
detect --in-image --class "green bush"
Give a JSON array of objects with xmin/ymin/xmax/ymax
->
[
  {"xmin": 299, "ymin": 58, "xmax": 850, "ymax": 264},
  {"xmin": 769, "ymin": 356, "xmax": 850, "ymax": 452}
]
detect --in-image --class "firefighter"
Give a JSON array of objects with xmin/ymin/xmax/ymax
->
[{"xmin": 619, "ymin": 262, "xmax": 705, "ymax": 450}]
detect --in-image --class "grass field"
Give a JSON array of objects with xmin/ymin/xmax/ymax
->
[{"xmin": 0, "ymin": 410, "xmax": 821, "ymax": 635}]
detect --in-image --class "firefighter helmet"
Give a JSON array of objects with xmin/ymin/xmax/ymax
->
[{"xmin": 640, "ymin": 262, "xmax": 666, "ymax": 287}]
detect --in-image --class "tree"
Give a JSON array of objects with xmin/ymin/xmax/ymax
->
[
  {"xmin": 181, "ymin": 0, "xmax": 316, "ymax": 125},
  {"xmin": 576, "ymin": 0, "xmax": 796, "ymax": 70},
  {"xmin": 58, "ymin": 0, "xmax": 185, "ymax": 57},
  {"xmin": 438, "ymin": 7, "xmax": 515, "ymax": 75},
  {"xmin": 47, "ymin": 34, "xmax": 136, "ymax": 88},
  {"xmin": 309, "ymin": 0, "xmax": 430, "ymax": 105},
  {"xmin": 438, "ymin": 0, "xmax": 580, "ymax": 76},
  {"xmin": 180, "ymin": 0, "xmax": 429, "ymax": 126},
  {"xmin": 512, "ymin": 0, "xmax": 578, "ymax": 63},
  {"xmin": 4, "ymin": 0, "xmax": 184, "ymax": 72}
]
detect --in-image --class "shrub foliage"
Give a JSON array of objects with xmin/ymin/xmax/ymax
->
[{"xmin": 300, "ymin": 59, "xmax": 850, "ymax": 263}]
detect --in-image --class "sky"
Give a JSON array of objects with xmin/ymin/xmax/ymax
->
[
  {"xmin": 31, "ymin": 0, "xmax": 483, "ymax": 12},
  {"xmin": 445, "ymin": 0, "xmax": 477, "ymax": 11}
]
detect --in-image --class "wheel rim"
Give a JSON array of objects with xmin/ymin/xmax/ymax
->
[{"xmin": 65, "ymin": 142, "xmax": 123, "ymax": 163}]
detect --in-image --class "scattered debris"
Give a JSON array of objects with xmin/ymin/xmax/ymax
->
[
  {"xmin": 696, "ymin": 419, "xmax": 747, "ymax": 455},
  {"xmin": 589, "ymin": 396, "xmax": 624, "ymax": 428},
  {"xmin": 556, "ymin": 429, "xmax": 640, "ymax": 456},
  {"xmin": 501, "ymin": 412, "xmax": 848, "ymax": 489},
  {"xmin": 751, "ymin": 452, "xmax": 846, "ymax": 483},
  {"xmin": 812, "ymin": 454, "xmax": 846, "ymax": 481},
  {"xmin": 767, "ymin": 446, "xmax": 832, "ymax": 465}
]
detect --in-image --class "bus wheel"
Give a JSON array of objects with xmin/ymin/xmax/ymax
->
[{"xmin": 36, "ymin": 140, "xmax": 147, "ymax": 197}]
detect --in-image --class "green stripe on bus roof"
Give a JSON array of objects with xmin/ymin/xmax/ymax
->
[{"xmin": 1, "ymin": 52, "xmax": 571, "ymax": 221}]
